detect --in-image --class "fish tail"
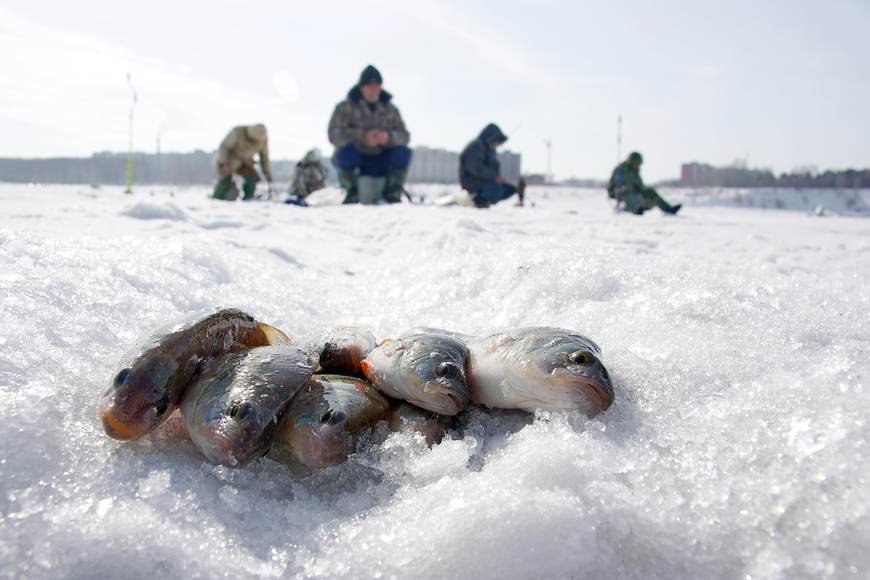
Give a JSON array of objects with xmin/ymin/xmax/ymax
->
[{"xmin": 258, "ymin": 323, "xmax": 292, "ymax": 346}]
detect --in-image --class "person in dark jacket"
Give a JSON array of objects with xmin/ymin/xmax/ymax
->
[
  {"xmin": 327, "ymin": 65, "xmax": 412, "ymax": 204},
  {"xmin": 459, "ymin": 124, "xmax": 525, "ymax": 208},
  {"xmin": 607, "ymin": 151, "xmax": 681, "ymax": 215}
]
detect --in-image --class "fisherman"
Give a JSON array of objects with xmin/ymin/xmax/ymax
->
[
  {"xmin": 607, "ymin": 151, "xmax": 681, "ymax": 215},
  {"xmin": 287, "ymin": 148, "xmax": 328, "ymax": 206},
  {"xmin": 327, "ymin": 65, "xmax": 412, "ymax": 204},
  {"xmin": 459, "ymin": 123, "xmax": 525, "ymax": 208},
  {"xmin": 213, "ymin": 124, "xmax": 272, "ymax": 201}
]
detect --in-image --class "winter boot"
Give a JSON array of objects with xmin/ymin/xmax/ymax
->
[
  {"xmin": 383, "ymin": 168, "xmax": 408, "ymax": 204},
  {"xmin": 339, "ymin": 170, "xmax": 359, "ymax": 204},
  {"xmin": 241, "ymin": 175, "xmax": 259, "ymax": 200},
  {"xmin": 285, "ymin": 194, "xmax": 308, "ymax": 207},
  {"xmin": 665, "ymin": 203, "xmax": 682, "ymax": 215},
  {"xmin": 213, "ymin": 175, "xmax": 239, "ymax": 201}
]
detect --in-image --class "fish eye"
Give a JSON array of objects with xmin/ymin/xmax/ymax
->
[
  {"xmin": 568, "ymin": 351, "xmax": 593, "ymax": 365},
  {"xmin": 225, "ymin": 401, "xmax": 254, "ymax": 420},
  {"xmin": 114, "ymin": 368, "xmax": 131, "ymax": 387},
  {"xmin": 436, "ymin": 362, "xmax": 462, "ymax": 380}
]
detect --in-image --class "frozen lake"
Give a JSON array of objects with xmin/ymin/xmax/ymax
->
[{"xmin": 0, "ymin": 183, "xmax": 868, "ymax": 579}]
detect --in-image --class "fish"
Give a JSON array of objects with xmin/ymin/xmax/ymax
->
[
  {"xmin": 388, "ymin": 402, "xmax": 454, "ymax": 447},
  {"xmin": 271, "ymin": 374, "xmax": 390, "ymax": 470},
  {"xmin": 297, "ymin": 326, "xmax": 377, "ymax": 376},
  {"xmin": 99, "ymin": 308, "xmax": 290, "ymax": 441},
  {"xmin": 465, "ymin": 327, "xmax": 614, "ymax": 415},
  {"xmin": 400, "ymin": 327, "xmax": 476, "ymax": 341},
  {"xmin": 180, "ymin": 345, "xmax": 317, "ymax": 467},
  {"xmin": 361, "ymin": 333, "xmax": 470, "ymax": 415}
]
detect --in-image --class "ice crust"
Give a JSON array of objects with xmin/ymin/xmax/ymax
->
[{"xmin": 0, "ymin": 184, "xmax": 868, "ymax": 579}]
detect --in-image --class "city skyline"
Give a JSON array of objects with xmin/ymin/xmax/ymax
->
[{"xmin": 1, "ymin": 1, "xmax": 868, "ymax": 181}]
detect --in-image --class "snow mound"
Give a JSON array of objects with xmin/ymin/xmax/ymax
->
[
  {"xmin": 120, "ymin": 199, "xmax": 189, "ymax": 221},
  {"xmin": 305, "ymin": 186, "xmax": 346, "ymax": 207}
]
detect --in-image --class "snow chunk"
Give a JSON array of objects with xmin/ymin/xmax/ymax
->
[{"xmin": 120, "ymin": 200, "xmax": 188, "ymax": 221}]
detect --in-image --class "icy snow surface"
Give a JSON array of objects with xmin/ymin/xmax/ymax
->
[{"xmin": 1, "ymin": 183, "xmax": 868, "ymax": 579}]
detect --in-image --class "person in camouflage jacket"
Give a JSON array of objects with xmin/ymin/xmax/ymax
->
[
  {"xmin": 212, "ymin": 124, "xmax": 272, "ymax": 201},
  {"xmin": 607, "ymin": 152, "xmax": 681, "ymax": 215},
  {"xmin": 327, "ymin": 65, "xmax": 412, "ymax": 204},
  {"xmin": 288, "ymin": 149, "xmax": 328, "ymax": 205}
]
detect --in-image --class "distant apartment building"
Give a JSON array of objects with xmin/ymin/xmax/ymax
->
[
  {"xmin": 407, "ymin": 146, "xmax": 458, "ymax": 183},
  {"xmin": 0, "ymin": 151, "xmax": 293, "ymax": 185},
  {"xmin": 407, "ymin": 146, "xmax": 522, "ymax": 184},
  {"xmin": 498, "ymin": 150, "xmax": 522, "ymax": 184},
  {"xmin": 522, "ymin": 174, "xmax": 548, "ymax": 186}
]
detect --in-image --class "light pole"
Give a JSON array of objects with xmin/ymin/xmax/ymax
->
[
  {"xmin": 617, "ymin": 115, "xmax": 622, "ymax": 163},
  {"xmin": 125, "ymin": 73, "xmax": 137, "ymax": 194},
  {"xmin": 543, "ymin": 138, "xmax": 552, "ymax": 183}
]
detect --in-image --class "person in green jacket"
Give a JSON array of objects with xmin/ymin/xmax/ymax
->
[{"xmin": 607, "ymin": 152, "xmax": 681, "ymax": 215}]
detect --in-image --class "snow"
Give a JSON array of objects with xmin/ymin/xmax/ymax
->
[
  {"xmin": 1, "ymin": 182, "xmax": 868, "ymax": 579},
  {"xmin": 671, "ymin": 187, "xmax": 870, "ymax": 215}
]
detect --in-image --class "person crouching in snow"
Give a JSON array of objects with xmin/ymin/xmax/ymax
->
[
  {"xmin": 328, "ymin": 65, "xmax": 412, "ymax": 204},
  {"xmin": 607, "ymin": 151, "xmax": 681, "ymax": 215},
  {"xmin": 459, "ymin": 124, "xmax": 525, "ymax": 208},
  {"xmin": 213, "ymin": 124, "xmax": 273, "ymax": 201},
  {"xmin": 287, "ymin": 149, "xmax": 328, "ymax": 206}
]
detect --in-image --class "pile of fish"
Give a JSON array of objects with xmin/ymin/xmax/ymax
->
[{"xmin": 99, "ymin": 308, "xmax": 615, "ymax": 471}]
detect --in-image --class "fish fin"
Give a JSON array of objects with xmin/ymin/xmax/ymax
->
[
  {"xmin": 258, "ymin": 323, "xmax": 292, "ymax": 346},
  {"xmin": 360, "ymin": 359, "xmax": 373, "ymax": 379},
  {"xmin": 321, "ymin": 410, "xmax": 347, "ymax": 425}
]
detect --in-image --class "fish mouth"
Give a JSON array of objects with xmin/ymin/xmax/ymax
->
[
  {"xmin": 443, "ymin": 391, "xmax": 466, "ymax": 414},
  {"xmin": 418, "ymin": 387, "xmax": 467, "ymax": 415},
  {"xmin": 585, "ymin": 381, "xmax": 614, "ymax": 415},
  {"xmin": 550, "ymin": 369, "xmax": 614, "ymax": 415},
  {"xmin": 203, "ymin": 423, "xmax": 268, "ymax": 468},
  {"xmin": 581, "ymin": 380, "xmax": 614, "ymax": 417},
  {"xmin": 100, "ymin": 407, "xmax": 158, "ymax": 440},
  {"xmin": 101, "ymin": 410, "xmax": 141, "ymax": 440},
  {"xmin": 196, "ymin": 429, "xmax": 245, "ymax": 467}
]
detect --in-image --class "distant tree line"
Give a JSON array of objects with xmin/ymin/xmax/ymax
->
[
  {"xmin": 775, "ymin": 169, "xmax": 870, "ymax": 189},
  {"xmin": 679, "ymin": 162, "xmax": 870, "ymax": 188}
]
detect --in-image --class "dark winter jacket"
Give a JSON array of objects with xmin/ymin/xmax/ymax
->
[
  {"xmin": 327, "ymin": 86, "xmax": 410, "ymax": 162},
  {"xmin": 607, "ymin": 161, "xmax": 649, "ymax": 199},
  {"xmin": 459, "ymin": 124, "xmax": 508, "ymax": 194}
]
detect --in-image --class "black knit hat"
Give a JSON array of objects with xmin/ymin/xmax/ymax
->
[{"xmin": 359, "ymin": 65, "xmax": 383, "ymax": 86}]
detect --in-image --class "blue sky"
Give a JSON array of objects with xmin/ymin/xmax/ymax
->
[{"xmin": 1, "ymin": 0, "xmax": 868, "ymax": 180}]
